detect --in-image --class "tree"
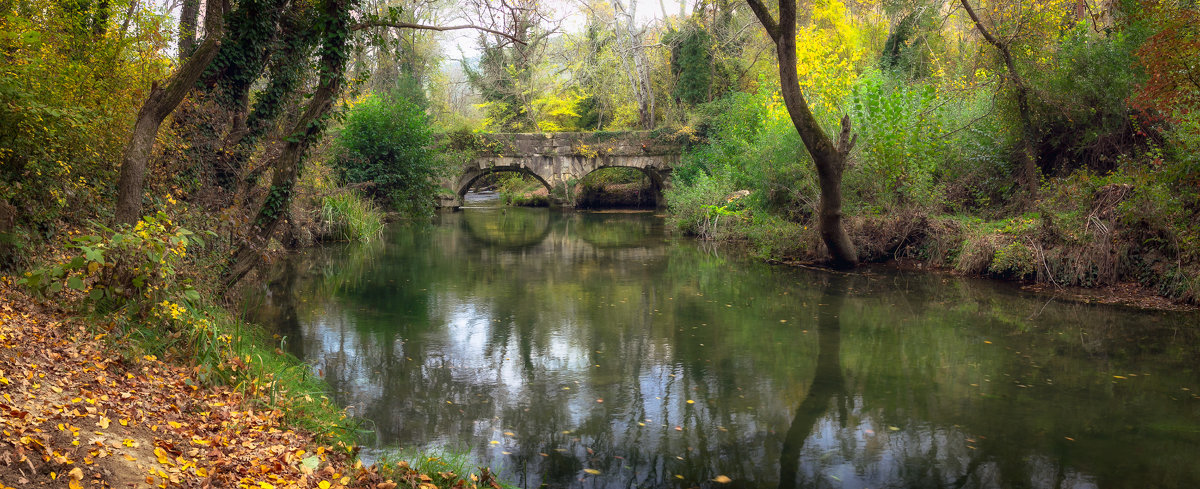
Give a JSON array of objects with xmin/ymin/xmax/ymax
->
[
  {"xmin": 746, "ymin": 0, "xmax": 858, "ymax": 268},
  {"xmin": 959, "ymin": 0, "xmax": 1039, "ymax": 198},
  {"xmin": 463, "ymin": 0, "xmax": 552, "ymax": 132},
  {"xmin": 113, "ymin": 0, "xmax": 226, "ymax": 224},
  {"xmin": 611, "ymin": 0, "xmax": 656, "ymax": 129},
  {"xmin": 333, "ymin": 93, "xmax": 439, "ymax": 217}
]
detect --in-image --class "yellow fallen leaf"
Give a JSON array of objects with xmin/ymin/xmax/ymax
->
[
  {"xmin": 318, "ymin": 481, "xmax": 331, "ymax": 489},
  {"xmin": 168, "ymin": 421, "xmax": 182, "ymax": 429},
  {"xmin": 583, "ymin": 469, "xmax": 601, "ymax": 475},
  {"xmin": 98, "ymin": 417, "xmax": 110, "ymax": 429},
  {"xmin": 713, "ymin": 475, "xmax": 732, "ymax": 483}
]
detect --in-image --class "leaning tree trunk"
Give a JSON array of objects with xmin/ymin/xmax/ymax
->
[
  {"xmin": 222, "ymin": 0, "xmax": 350, "ymax": 290},
  {"xmin": 746, "ymin": 0, "xmax": 858, "ymax": 268},
  {"xmin": 960, "ymin": 0, "xmax": 1039, "ymax": 199},
  {"xmin": 114, "ymin": 0, "xmax": 225, "ymax": 224}
]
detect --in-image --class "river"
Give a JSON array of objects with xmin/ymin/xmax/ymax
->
[{"xmin": 251, "ymin": 206, "xmax": 1200, "ymax": 489}]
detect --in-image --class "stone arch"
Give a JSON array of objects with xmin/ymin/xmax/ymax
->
[
  {"xmin": 576, "ymin": 163, "xmax": 671, "ymax": 208},
  {"xmin": 454, "ymin": 165, "xmax": 554, "ymax": 202}
]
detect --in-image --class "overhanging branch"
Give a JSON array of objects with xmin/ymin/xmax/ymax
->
[{"xmin": 352, "ymin": 20, "xmax": 526, "ymax": 45}]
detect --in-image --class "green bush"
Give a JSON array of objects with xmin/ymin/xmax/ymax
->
[
  {"xmin": 665, "ymin": 172, "xmax": 739, "ymax": 238},
  {"xmin": 334, "ymin": 94, "xmax": 443, "ymax": 218},
  {"xmin": 1029, "ymin": 22, "xmax": 1149, "ymax": 172},
  {"xmin": 18, "ymin": 211, "xmax": 202, "ymax": 316},
  {"xmin": 844, "ymin": 70, "xmax": 944, "ymax": 211}
]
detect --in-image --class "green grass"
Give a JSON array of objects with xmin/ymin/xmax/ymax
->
[
  {"xmin": 375, "ymin": 446, "xmax": 517, "ymax": 489},
  {"xmin": 320, "ymin": 191, "xmax": 385, "ymax": 242}
]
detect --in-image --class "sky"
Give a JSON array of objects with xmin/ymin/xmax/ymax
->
[{"xmin": 438, "ymin": 0, "xmax": 694, "ymax": 61}]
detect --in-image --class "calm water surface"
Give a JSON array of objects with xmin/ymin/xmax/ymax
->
[{"xmin": 253, "ymin": 208, "xmax": 1200, "ymax": 489}]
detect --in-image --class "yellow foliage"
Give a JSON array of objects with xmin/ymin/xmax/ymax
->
[{"xmin": 792, "ymin": 0, "xmax": 865, "ymax": 117}]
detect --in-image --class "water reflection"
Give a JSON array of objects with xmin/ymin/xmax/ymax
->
[{"xmin": 251, "ymin": 208, "xmax": 1200, "ymax": 489}]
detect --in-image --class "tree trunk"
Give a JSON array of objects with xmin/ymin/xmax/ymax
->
[
  {"xmin": 114, "ymin": 0, "xmax": 225, "ymax": 224},
  {"xmin": 960, "ymin": 0, "xmax": 1039, "ymax": 198},
  {"xmin": 178, "ymin": 0, "xmax": 200, "ymax": 58},
  {"xmin": 222, "ymin": 78, "xmax": 339, "ymax": 289},
  {"xmin": 746, "ymin": 0, "xmax": 859, "ymax": 268},
  {"xmin": 222, "ymin": 0, "xmax": 350, "ymax": 290}
]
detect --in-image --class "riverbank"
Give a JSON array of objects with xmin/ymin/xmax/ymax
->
[
  {"xmin": 673, "ymin": 181, "xmax": 1199, "ymax": 310},
  {"xmin": 0, "ymin": 282, "xmax": 504, "ymax": 488}
]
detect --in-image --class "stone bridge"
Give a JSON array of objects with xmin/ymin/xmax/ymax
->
[{"xmin": 441, "ymin": 131, "xmax": 683, "ymax": 207}]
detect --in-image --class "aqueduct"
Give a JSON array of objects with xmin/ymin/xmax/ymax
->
[{"xmin": 441, "ymin": 132, "xmax": 683, "ymax": 207}]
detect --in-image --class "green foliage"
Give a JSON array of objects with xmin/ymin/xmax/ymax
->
[
  {"xmin": 667, "ymin": 23, "xmax": 714, "ymax": 105},
  {"xmin": 19, "ymin": 211, "xmax": 202, "ymax": 315},
  {"xmin": 319, "ymin": 191, "xmax": 384, "ymax": 242},
  {"xmin": 1029, "ymin": 22, "xmax": 1150, "ymax": 172},
  {"xmin": 0, "ymin": 4, "xmax": 172, "ymax": 239},
  {"xmin": 665, "ymin": 172, "xmax": 738, "ymax": 238},
  {"xmin": 988, "ymin": 241, "xmax": 1037, "ymax": 278},
  {"xmin": 879, "ymin": 5, "xmax": 939, "ymax": 79},
  {"xmin": 845, "ymin": 70, "xmax": 944, "ymax": 210},
  {"xmin": 334, "ymin": 93, "xmax": 442, "ymax": 218}
]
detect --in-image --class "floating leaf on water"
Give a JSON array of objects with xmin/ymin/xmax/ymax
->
[
  {"xmin": 583, "ymin": 469, "xmax": 601, "ymax": 475},
  {"xmin": 713, "ymin": 475, "xmax": 732, "ymax": 483},
  {"xmin": 888, "ymin": 426, "xmax": 900, "ymax": 431}
]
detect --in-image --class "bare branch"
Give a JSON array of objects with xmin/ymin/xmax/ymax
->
[
  {"xmin": 745, "ymin": 0, "xmax": 778, "ymax": 40},
  {"xmin": 352, "ymin": 20, "xmax": 527, "ymax": 45}
]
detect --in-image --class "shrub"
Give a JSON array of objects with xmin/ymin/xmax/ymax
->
[
  {"xmin": 665, "ymin": 172, "xmax": 739, "ymax": 238},
  {"xmin": 334, "ymin": 94, "xmax": 443, "ymax": 219},
  {"xmin": 844, "ymin": 70, "xmax": 944, "ymax": 211},
  {"xmin": 18, "ymin": 211, "xmax": 202, "ymax": 316}
]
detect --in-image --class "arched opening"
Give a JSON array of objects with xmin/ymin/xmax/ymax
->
[
  {"xmin": 458, "ymin": 167, "xmax": 553, "ymax": 207},
  {"xmin": 575, "ymin": 166, "xmax": 663, "ymax": 209}
]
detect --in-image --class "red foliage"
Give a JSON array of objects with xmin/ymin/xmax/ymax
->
[{"xmin": 1131, "ymin": 1, "xmax": 1200, "ymax": 121}]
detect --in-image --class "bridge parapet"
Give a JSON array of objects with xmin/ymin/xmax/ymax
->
[{"xmin": 441, "ymin": 131, "xmax": 685, "ymax": 208}]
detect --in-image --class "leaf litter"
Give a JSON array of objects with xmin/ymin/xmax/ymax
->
[{"xmin": 0, "ymin": 284, "xmax": 501, "ymax": 489}]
